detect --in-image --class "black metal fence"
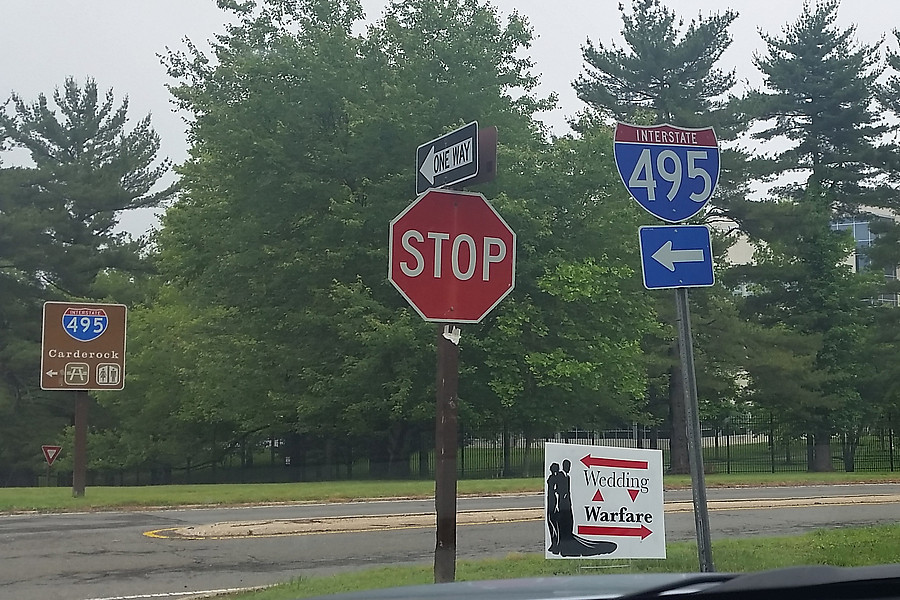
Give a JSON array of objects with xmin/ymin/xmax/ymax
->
[
  {"xmin": 541, "ymin": 421, "xmax": 897, "ymax": 475},
  {"xmin": 22, "ymin": 413, "xmax": 898, "ymax": 487},
  {"xmin": 206, "ymin": 414, "xmax": 897, "ymax": 482},
  {"xmin": 447, "ymin": 415, "xmax": 896, "ymax": 479}
]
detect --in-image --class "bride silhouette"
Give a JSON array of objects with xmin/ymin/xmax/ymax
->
[{"xmin": 547, "ymin": 459, "xmax": 617, "ymax": 557}]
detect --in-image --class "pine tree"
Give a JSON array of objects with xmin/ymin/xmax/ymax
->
[
  {"xmin": 574, "ymin": 0, "xmax": 744, "ymax": 473},
  {"xmin": 0, "ymin": 78, "xmax": 175, "ymax": 482},
  {"xmin": 730, "ymin": 0, "xmax": 898, "ymax": 470},
  {"xmin": 575, "ymin": 0, "xmax": 737, "ymax": 126},
  {"xmin": 744, "ymin": 0, "xmax": 896, "ymax": 216},
  {"xmin": 0, "ymin": 77, "xmax": 175, "ymax": 296}
]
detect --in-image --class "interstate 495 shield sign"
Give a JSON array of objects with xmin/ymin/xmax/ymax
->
[{"xmin": 614, "ymin": 123, "xmax": 720, "ymax": 223}]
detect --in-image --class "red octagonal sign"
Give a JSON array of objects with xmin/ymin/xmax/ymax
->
[{"xmin": 389, "ymin": 189, "xmax": 516, "ymax": 323}]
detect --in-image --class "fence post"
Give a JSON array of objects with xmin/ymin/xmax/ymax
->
[
  {"xmin": 726, "ymin": 427, "xmax": 731, "ymax": 475},
  {"xmin": 890, "ymin": 415, "xmax": 895, "ymax": 472},
  {"xmin": 502, "ymin": 425, "xmax": 511, "ymax": 477},
  {"xmin": 459, "ymin": 427, "xmax": 466, "ymax": 480},
  {"xmin": 769, "ymin": 413, "xmax": 776, "ymax": 474}
]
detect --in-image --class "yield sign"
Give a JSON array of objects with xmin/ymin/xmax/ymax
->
[{"xmin": 42, "ymin": 445, "xmax": 62, "ymax": 466}]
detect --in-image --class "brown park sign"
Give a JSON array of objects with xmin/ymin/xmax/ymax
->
[{"xmin": 41, "ymin": 302, "xmax": 127, "ymax": 391}]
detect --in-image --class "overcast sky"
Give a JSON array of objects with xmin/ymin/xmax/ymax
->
[{"xmin": 1, "ymin": 1, "xmax": 895, "ymax": 233}]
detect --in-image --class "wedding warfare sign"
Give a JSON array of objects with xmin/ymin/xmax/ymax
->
[{"xmin": 544, "ymin": 442, "xmax": 665, "ymax": 559}]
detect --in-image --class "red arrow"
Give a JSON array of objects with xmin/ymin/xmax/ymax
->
[
  {"xmin": 580, "ymin": 454, "xmax": 649, "ymax": 469},
  {"xmin": 592, "ymin": 490, "xmax": 604, "ymax": 502},
  {"xmin": 578, "ymin": 525, "xmax": 653, "ymax": 540}
]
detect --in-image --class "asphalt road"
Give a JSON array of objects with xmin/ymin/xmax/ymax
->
[{"xmin": 2, "ymin": 484, "xmax": 900, "ymax": 600}]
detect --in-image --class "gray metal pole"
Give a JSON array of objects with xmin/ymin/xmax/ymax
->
[{"xmin": 674, "ymin": 288, "xmax": 714, "ymax": 572}]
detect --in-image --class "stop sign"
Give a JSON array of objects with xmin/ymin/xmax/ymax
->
[{"xmin": 389, "ymin": 189, "xmax": 516, "ymax": 323}]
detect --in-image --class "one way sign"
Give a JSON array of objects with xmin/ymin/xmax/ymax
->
[
  {"xmin": 638, "ymin": 225, "xmax": 714, "ymax": 290},
  {"xmin": 416, "ymin": 121, "xmax": 479, "ymax": 193}
]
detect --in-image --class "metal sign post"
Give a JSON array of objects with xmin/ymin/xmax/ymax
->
[
  {"xmin": 393, "ymin": 123, "xmax": 508, "ymax": 584},
  {"xmin": 73, "ymin": 391, "xmax": 89, "ymax": 497},
  {"xmin": 675, "ymin": 288, "xmax": 714, "ymax": 572},
  {"xmin": 614, "ymin": 122, "xmax": 717, "ymax": 573},
  {"xmin": 41, "ymin": 301, "xmax": 127, "ymax": 497}
]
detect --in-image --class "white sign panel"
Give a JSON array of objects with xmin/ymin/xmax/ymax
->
[{"xmin": 545, "ymin": 442, "xmax": 665, "ymax": 559}]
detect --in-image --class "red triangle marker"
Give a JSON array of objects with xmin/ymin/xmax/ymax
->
[
  {"xmin": 628, "ymin": 489, "xmax": 640, "ymax": 502},
  {"xmin": 592, "ymin": 490, "xmax": 604, "ymax": 502},
  {"xmin": 42, "ymin": 445, "xmax": 62, "ymax": 466}
]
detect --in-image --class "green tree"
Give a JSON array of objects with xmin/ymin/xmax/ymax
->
[
  {"xmin": 573, "ymin": 0, "xmax": 746, "ymax": 473},
  {"xmin": 137, "ymin": 0, "xmax": 561, "ymax": 477},
  {"xmin": 740, "ymin": 0, "xmax": 895, "ymax": 216},
  {"xmin": 124, "ymin": 0, "xmax": 662, "ymax": 483},
  {"xmin": 369, "ymin": 0, "xmax": 656, "ymax": 469},
  {"xmin": 464, "ymin": 121, "xmax": 659, "ymax": 472},
  {"xmin": 574, "ymin": 0, "xmax": 737, "ymax": 126},
  {"xmin": 0, "ymin": 78, "xmax": 174, "ymax": 295},
  {"xmin": 0, "ymin": 78, "xmax": 174, "ymax": 482},
  {"xmin": 730, "ymin": 0, "xmax": 899, "ymax": 470}
]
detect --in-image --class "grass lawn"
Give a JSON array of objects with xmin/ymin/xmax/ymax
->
[
  {"xmin": 225, "ymin": 524, "xmax": 900, "ymax": 599},
  {"xmin": 0, "ymin": 478, "xmax": 540, "ymax": 512},
  {"xmin": 1, "ymin": 471, "xmax": 899, "ymax": 513}
]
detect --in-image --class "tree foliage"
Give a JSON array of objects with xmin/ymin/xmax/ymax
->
[
  {"xmin": 575, "ymin": 0, "xmax": 737, "ymax": 126},
  {"xmin": 744, "ymin": 0, "xmax": 898, "ymax": 215},
  {"xmin": 101, "ymin": 0, "xmax": 659, "ymax": 479},
  {"xmin": 728, "ymin": 0, "xmax": 900, "ymax": 469},
  {"xmin": 0, "ymin": 78, "xmax": 174, "ymax": 482},
  {"xmin": 0, "ymin": 78, "xmax": 174, "ymax": 296},
  {"xmin": 573, "ymin": 0, "xmax": 747, "ymax": 473},
  {"xmin": 10, "ymin": 0, "xmax": 900, "ymax": 484}
]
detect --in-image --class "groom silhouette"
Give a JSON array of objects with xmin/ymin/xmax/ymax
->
[{"xmin": 546, "ymin": 457, "xmax": 618, "ymax": 557}]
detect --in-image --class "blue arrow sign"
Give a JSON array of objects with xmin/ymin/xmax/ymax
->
[
  {"xmin": 639, "ymin": 225, "xmax": 714, "ymax": 289},
  {"xmin": 614, "ymin": 123, "xmax": 720, "ymax": 223}
]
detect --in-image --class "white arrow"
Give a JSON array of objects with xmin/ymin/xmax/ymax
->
[
  {"xmin": 420, "ymin": 146, "xmax": 436, "ymax": 185},
  {"xmin": 442, "ymin": 325, "xmax": 461, "ymax": 346},
  {"xmin": 651, "ymin": 241, "xmax": 705, "ymax": 272},
  {"xmin": 46, "ymin": 370, "xmax": 59, "ymax": 377},
  {"xmin": 419, "ymin": 139, "xmax": 473, "ymax": 186}
]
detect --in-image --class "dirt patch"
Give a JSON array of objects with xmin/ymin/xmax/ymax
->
[
  {"xmin": 147, "ymin": 494, "xmax": 900, "ymax": 540},
  {"xmin": 157, "ymin": 507, "xmax": 540, "ymax": 539}
]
